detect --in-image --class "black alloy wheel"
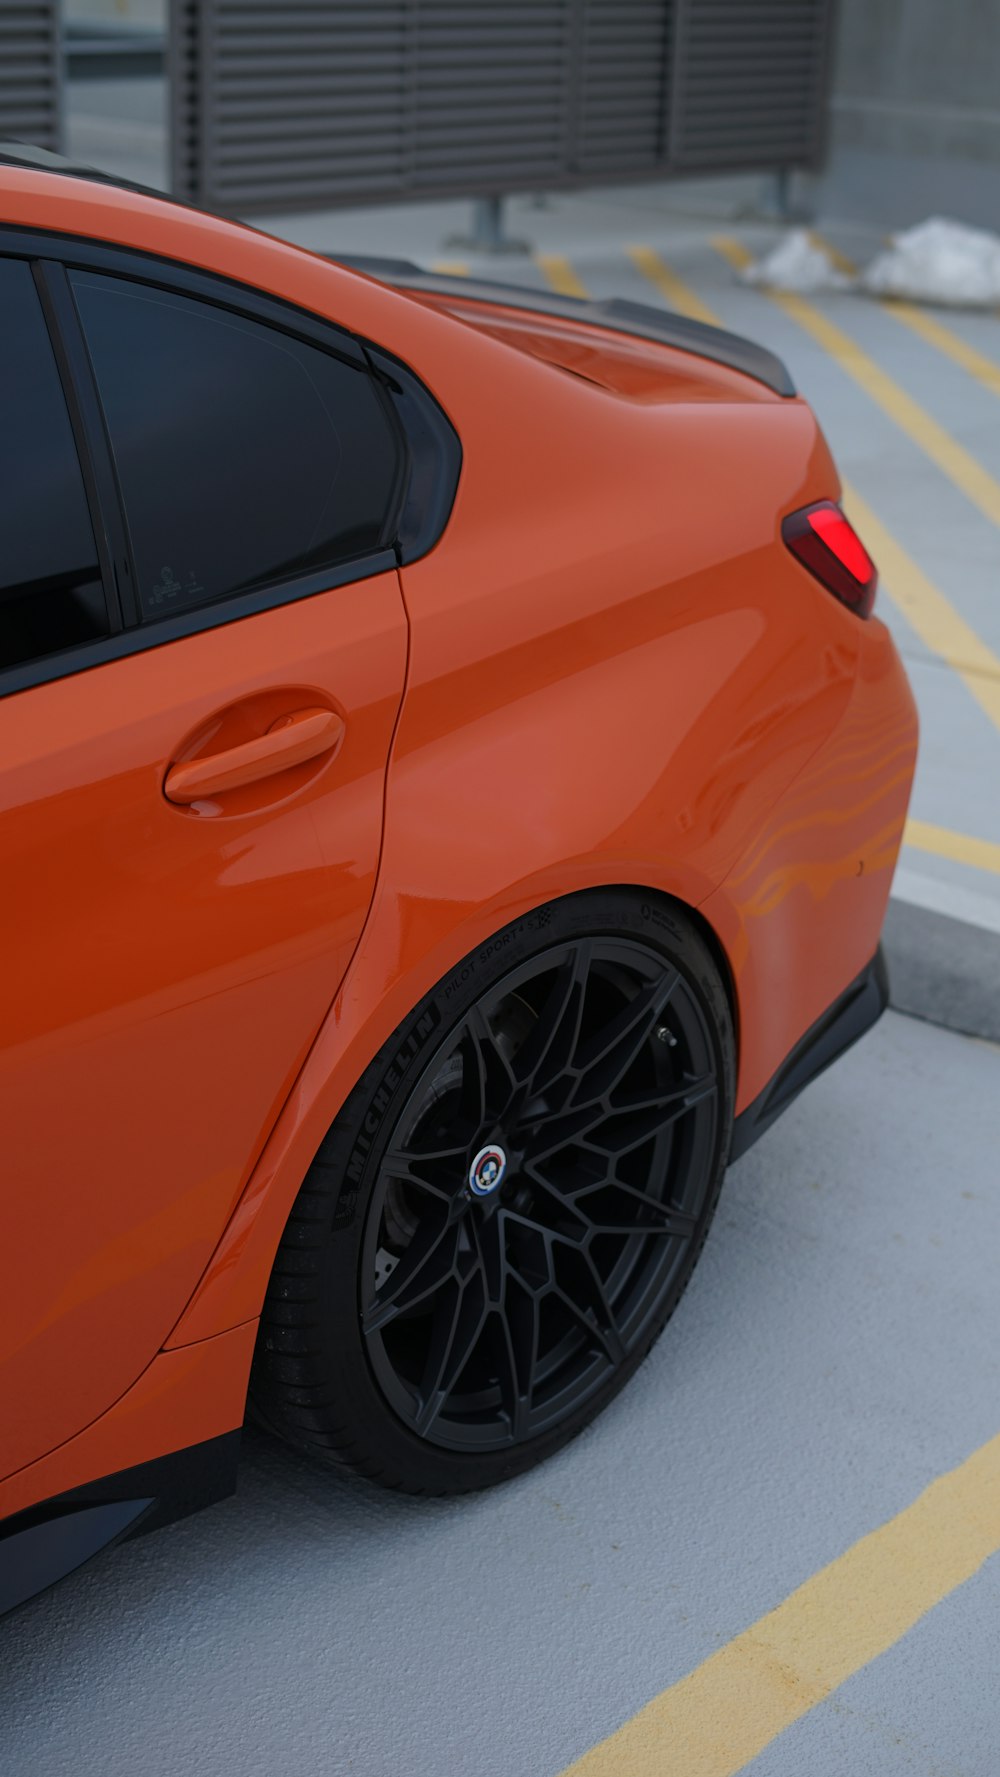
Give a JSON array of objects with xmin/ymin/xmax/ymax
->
[{"xmin": 251, "ymin": 891, "xmax": 734, "ymax": 1494}]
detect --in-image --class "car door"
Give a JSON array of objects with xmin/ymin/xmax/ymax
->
[{"xmin": 0, "ymin": 248, "xmax": 409, "ymax": 1479}]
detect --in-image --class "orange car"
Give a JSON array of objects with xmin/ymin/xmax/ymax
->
[{"xmin": 0, "ymin": 147, "xmax": 917, "ymax": 1613}]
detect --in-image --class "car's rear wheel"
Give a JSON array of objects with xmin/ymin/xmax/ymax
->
[{"xmin": 250, "ymin": 890, "xmax": 734, "ymax": 1493}]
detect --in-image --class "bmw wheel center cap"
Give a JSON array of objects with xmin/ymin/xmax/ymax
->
[{"xmin": 469, "ymin": 1144, "xmax": 507, "ymax": 1197}]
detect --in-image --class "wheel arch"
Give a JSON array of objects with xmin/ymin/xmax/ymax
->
[
  {"xmin": 673, "ymin": 893, "xmax": 740, "ymax": 1057},
  {"xmin": 165, "ymin": 867, "xmax": 740, "ymax": 1354}
]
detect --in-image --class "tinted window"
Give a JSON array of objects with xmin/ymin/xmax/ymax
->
[
  {"xmin": 71, "ymin": 272, "xmax": 400, "ymax": 621},
  {"xmin": 0, "ymin": 258, "xmax": 107, "ymax": 670}
]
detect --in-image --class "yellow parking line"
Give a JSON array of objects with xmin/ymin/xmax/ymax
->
[
  {"xmin": 562, "ymin": 1428, "xmax": 1000, "ymax": 1777},
  {"xmin": 809, "ymin": 233, "xmax": 1000, "ymax": 401},
  {"xmin": 627, "ymin": 244, "xmax": 718, "ymax": 324},
  {"xmin": 841, "ymin": 483, "xmax": 1000, "ymax": 734},
  {"xmin": 905, "ymin": 818, "xmax": 1000, "ymax": 875},
  {"xmin": 711, "ymin": 235, "xmax": 770, "ymax": 277},
  {"xmin": 808, "ymin": 230, "xmax": 856, "ymax": 278},
  {"xmin": 536, "ymin": 253, "xmax": 589, "ymax": 299},
  {"xmin": 714, "ymin": 235, "xmax": 1000, "ymax": 534},
  {"xmin": 887, "ymin": 303, "xmax": 1000, "ymax": 398},
  {"xmin": 428, "ymin": 259, "xmax": 470, "ymax": 276}
]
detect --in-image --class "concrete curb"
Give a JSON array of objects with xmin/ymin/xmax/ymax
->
[{"xmin": 883, "ymin": 897, "xmax": 1000, "ymax": 1046}]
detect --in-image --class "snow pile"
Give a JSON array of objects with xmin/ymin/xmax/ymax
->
[
  {"xmin": 861, "ymin": 218, "xmax": 1000, "ymax": 307},
  {"xmin": 740, "ymin": 229, "xmax": 852, "ymax": 294}
]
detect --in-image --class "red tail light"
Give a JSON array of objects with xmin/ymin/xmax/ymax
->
[{"xmin": 782, "ymin": 501, "xmax": 877, "ymax": 618}]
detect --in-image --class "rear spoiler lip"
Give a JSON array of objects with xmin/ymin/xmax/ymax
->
[{"xmin": 328, "ymin": 253, "xmax": 796, "ymax": 399}]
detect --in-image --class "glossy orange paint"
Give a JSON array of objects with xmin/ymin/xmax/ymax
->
[
  {"xmin": 0, "ymin": 167, "xmax": 917, "ymax": 1517},
  {"xmin": 0, "ymin": 574, "xmax": 407, "ymax": 1480}
]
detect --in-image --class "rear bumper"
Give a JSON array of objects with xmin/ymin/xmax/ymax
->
[{"xmin": 730, "ymin": 946, "xmax": 889, "ymax": 1161}]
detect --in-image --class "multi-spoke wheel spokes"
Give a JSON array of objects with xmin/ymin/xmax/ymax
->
[{"xmin": 361, "ymin": 936, "xmax": 719, "ymax": 1451}]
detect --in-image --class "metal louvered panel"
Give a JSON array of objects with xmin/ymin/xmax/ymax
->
[
  {"xmin": 0, "ymin": 3, "xmax": 61, "ymax": 153},
  {"xmin": 172, "ymin": 1, "xmax": 409, "ymax": 209},
  {"xmin": 671, "ymin": 0, "xmax": 833, "ymax": 172},
  {"xmin": 168, "ymin": 0, "xmax": 202, "ymax": 205},
  {"xmin": 411, "ymin": 3, "xmax": 571, "ymax": 184},
  {"xmin": 169, "ymin": 0, "xmax": 834, "ymax": 213},
  {"xmin": 575, "ymin": 1, "xmax": 671, "ymax": 176}
]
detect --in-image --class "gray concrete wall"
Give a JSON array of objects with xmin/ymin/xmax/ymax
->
[
  {"xmin": 831, "ymin": 0, "xmax": 1000, "ymax": 162},
  {"xmin": 816, "ymin": 0, "xmax": 1000, "ymax": 230}
]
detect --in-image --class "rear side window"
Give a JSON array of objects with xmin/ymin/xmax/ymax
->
[
  {"xmin": 0, "ymin": 258, "xmax": 107, "ymax": 670},
  {"xmin": 70, "ymin": 271, "xmax": 401, "ymax": 622}
]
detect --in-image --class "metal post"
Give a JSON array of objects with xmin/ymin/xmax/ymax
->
[
  {"xmin": 759, "ymin": 167, "xmax": 811, "ymax": 223},
  {"xmin": 446, "ymin": 194, "xmax": 530, "ymax": 256},
  {"xmin": 472, "ymin": 196, "xmax": 503, "ymax": 250},
  {"xmin": 773, "ymin": 167, "xmax": 792, "ymax": 220}
]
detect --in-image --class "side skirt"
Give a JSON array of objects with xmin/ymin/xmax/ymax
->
[
  {"xmin": 729, "ymin": 947, "xmax": 889, "ymax": 1163},
  {"xmin": 0, "ymin": 1429, "xmax": 240, "ymax": 1617}
]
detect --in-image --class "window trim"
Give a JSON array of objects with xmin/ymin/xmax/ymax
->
[
  {"xmin": 0, "ymin": 225, "xmax": 458, "ymax": 701},
  {"xmin": 0, "ymin": 253, "xmax": 119, "ymax": 673},
  {"xmin": 0, "ymin": 549, "xmax": 401, "ymax": 698},
  {"xmin": 34, "ymin": 260, "xmax": 136, "ymax": 631},
  {"xmin": 64, "ymin": 261, "xmax": 409, "ymax": 625}
]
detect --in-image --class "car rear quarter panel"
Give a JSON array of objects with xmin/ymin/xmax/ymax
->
[{"xmin": 169, "ymin": 372, "xmax": 871, "ymax": 1347}]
